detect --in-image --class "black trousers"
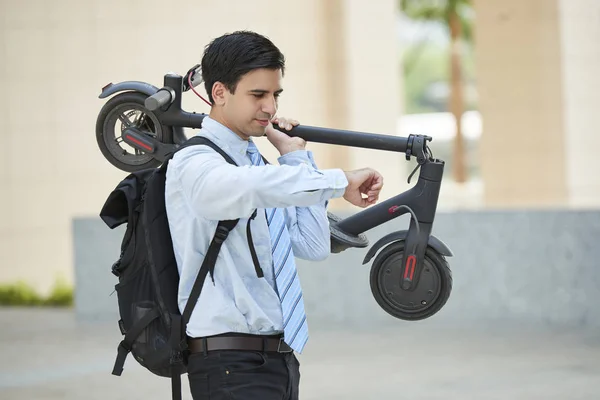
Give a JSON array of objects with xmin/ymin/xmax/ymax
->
[{"xmin": 187, "ymin": 349, "xmax": 300, "ymax": 400}]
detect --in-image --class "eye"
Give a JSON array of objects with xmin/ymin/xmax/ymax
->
[{"xmin": 252, "ymin": 94, "xmax": 264, "ymax": 98}]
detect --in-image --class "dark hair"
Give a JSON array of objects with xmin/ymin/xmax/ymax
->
[{"xmin": 201, "ymin": 31, "xmax": 286, "ymax": 104}]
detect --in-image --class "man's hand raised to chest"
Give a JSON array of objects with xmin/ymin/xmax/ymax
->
[{"xmin": 265, "ymin": 117, "xmax": 305, "ymax": 155}]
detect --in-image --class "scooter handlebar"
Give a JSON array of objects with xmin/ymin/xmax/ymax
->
[
  {"xmin": 272, "ymin": 123, "xmax": 409, "ymax": 153},
  {"xmin": 145, "ymin": 88, "xmax": 174, "ymax": 111}
]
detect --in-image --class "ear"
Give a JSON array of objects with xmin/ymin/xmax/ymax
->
[{"xmin": 211, "ymin": 82, "xmax": 227, "ymax": 106}]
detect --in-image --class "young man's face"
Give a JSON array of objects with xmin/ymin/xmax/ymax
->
[{"xmin": 220, "ymin": 68, "xmax": 283, "ymax": 140}]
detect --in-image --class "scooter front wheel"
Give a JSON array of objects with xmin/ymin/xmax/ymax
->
[
  {"xmin": 96, "ymin": 92, "xmax": 173, "ymax": 172},
  {"xmin": 370, "ymin": 241, "xmax": 452, "ymax": 321}
]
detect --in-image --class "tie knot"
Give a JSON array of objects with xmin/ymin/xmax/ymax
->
[
  {"xmin": 246, "ymin": 141, "xmax": 259, "ymax": 154},
  {"xmin": 246, "ymin": 141, "xmax": 262, "ymax": 166}
]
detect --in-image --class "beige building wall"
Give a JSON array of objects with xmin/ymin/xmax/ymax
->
[
  {"xmin": 0, "ymin": 0, "xmax": 402, "ymax": 293},
  {"xmin": 558, "ymin": 0, "xmax": 600, "ymax": 208},
  {"xmin": 340, "ymin": 0, "xmax": 404, "ymax": 205},
  {"xmin": 475, "ymin": 0, "xmax": 600, "ymax": 208},
  {"xmin": 475, "ymin": 0, "xmax": 567, "ymax": 207}
]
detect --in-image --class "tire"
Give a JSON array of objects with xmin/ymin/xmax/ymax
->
[
  {"xmin": 95, "ymin": 92, "xmax": 173, "ymax": 172},
  {"xmin": 369, "ymin": 241, "xmax": 453, "ymax": 321}
]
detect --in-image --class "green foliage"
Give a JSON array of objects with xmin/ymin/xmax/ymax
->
[
  {"xmin": 0, "ymin": 281, "xmax": 43, "ymax": 306},
  {"xmin": 403, "ymin": 44, "xmax": 448, "ymax": 113},
  {"xmin": 400, "ymin": 0, "xmax": 474, "ymax": 43},
  {"xmin": 400, "ymin": 0, "xmax": 477, "ymax": 114},
  {"xmin": 0, "ymin": 279, "xmax": 73, "ymax": 307},
  {"xmin": 401, "ymin": 0, "xmax": 449, "ymax": 22},
  {"xmin": 45, "ymin": 279, "xmax": 74, "ymax": 306},
  {"xmin": 402, "ymin": 43, "xmax": 477, "ymax": 113}
]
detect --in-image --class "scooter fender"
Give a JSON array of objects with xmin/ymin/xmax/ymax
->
[
  {"xmin": 99, "ymin": 81, "xmax": 160, "ymax": 99},
  {"xmin": 362, "ymin": 230, "xmax": 453, "ymax": 264}
]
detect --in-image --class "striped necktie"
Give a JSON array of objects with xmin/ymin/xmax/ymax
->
[{"xmin": 246, "ymin": 141, "xmax": 309, "ymax": 353}]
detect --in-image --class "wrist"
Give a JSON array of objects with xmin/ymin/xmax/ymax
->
[{"xmin": 343, "ymin": 171, "xmax": 353, "ymax": 184}]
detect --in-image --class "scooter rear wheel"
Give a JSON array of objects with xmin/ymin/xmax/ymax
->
[
  {"xmin": 96, "ymin": 92, "xmax": 173, "ymax": 172},
  {"xmin": 369, "ymin": 241, "xmax": 452, "ymax": 321}
]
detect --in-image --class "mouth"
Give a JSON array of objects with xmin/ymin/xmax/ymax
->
[{"xmin": 256, "ymin": 119, "xmax": 269, "ymax": 127}]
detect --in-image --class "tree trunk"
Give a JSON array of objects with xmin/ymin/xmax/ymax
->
[{"xmin": 449, "ymin": 9, "xmax": 467, "ymax": 183}]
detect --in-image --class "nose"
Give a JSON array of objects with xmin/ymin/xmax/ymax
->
[{"xmin": 262, "ymin": 96, "xmax": 277, "ymax": 117}]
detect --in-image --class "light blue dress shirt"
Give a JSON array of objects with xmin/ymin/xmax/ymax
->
[{"xmin": 165, "ymin": 116, "xmax": 349, "ymax": 338}]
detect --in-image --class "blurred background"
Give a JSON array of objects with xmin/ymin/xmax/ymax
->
[{"xmin": 1, "ymin": 0, "xmax": 600, "ymax": 399}]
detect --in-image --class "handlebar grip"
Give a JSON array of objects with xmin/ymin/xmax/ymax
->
[{"xmin": 145, "ymin": 89, "xmax": 173, "ymax": 111}]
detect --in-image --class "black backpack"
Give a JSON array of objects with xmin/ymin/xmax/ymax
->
[{"xmin": 99, "ymin": 136, "xmax": 240, "ymax": 400}]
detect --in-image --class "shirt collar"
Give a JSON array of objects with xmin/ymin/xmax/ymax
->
[{"xmin": 200, "ymin": 116, "xmax": 254, "ymax": 158}]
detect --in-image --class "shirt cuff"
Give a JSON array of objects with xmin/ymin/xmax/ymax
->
[
  {"xmin": 277, "ymin": 150, "xmax": 317, "ymax": 168},
  {"xmin": 321, "ymin": 169, "xmax": 348, "ymax": 198}
]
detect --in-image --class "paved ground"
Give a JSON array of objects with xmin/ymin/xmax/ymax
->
[{"xmin": 1, "ymin": 307, "xmax": 600, "ymax": 400}]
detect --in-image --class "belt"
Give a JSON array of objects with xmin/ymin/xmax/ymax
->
[{"xmin": 187, "ymin": 335, "xmax": 293, "ymax": 354}]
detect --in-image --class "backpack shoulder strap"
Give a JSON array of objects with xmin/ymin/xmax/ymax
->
[
  {"xmin": 184, "ymin": 136, "xmax": 238, "ymax": 166},
  {"xmin": 165, "ymin": 135, "xmax": 240, "ymax": 325},
  {"xmin": 161, "ymin": 136, "xmax": 238, "ymax": 169},
  {"xmin": 181, "ymin": 217, "xmax": 237, "ymax": 325}
]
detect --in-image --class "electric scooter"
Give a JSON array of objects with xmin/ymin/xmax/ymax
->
[{"xmin": 95, "ymin": 65, "xmax": 454, "ymax": 321}]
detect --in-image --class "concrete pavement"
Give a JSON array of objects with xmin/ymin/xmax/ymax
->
[{"xmin": 1, "ymin": 307, "xmax": 600, "ymax": 399}]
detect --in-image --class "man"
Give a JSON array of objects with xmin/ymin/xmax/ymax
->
[{"xmin": 165, "ymin": 30, "xmax": 384, "ymax": 400}]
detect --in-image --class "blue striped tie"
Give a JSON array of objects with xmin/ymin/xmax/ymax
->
[{"xmin": 246, "ymin": 141, "xmax": 309, "ymax": 353}]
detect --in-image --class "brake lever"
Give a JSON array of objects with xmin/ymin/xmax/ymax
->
[{"xmin": 407, "ymin": 163, "xmax": 421, "ymax": 184}]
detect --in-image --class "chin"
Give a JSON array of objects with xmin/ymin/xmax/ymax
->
[{"xmin": 247, "ymin": 127, "xmax": 267, "ymax": 137}]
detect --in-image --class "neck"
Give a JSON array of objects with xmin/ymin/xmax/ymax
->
[{"xmin": 209, "ymin": 108, "xmax": 249, "ymax": 141}]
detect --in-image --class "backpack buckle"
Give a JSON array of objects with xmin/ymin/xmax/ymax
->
[{"xmin": 214, "ymin": 226, "xmax": 230, "ymax": 244}]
